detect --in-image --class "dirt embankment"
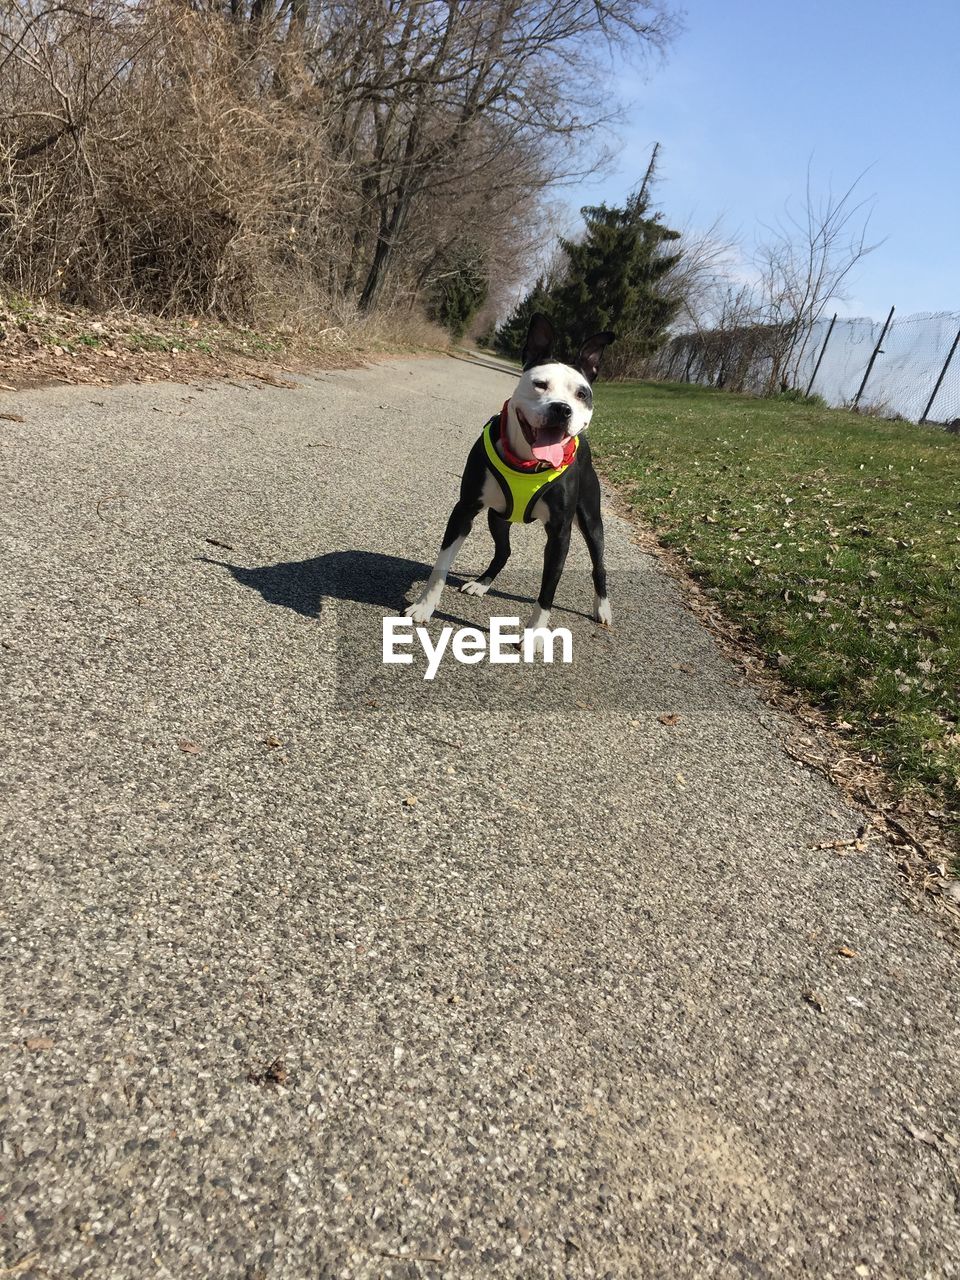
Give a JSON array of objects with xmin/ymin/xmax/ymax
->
[{"xmin": 0, "ymin": 296, "xmax": 448, "ymax": 393}]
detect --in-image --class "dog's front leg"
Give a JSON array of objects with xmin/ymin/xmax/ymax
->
[
  {"xmin": 525, "ymin": 519, "xmax": 572, "ymax": 637},
  {"xmin": 461, "ymin": 508, "xmax": 511, "ymax": 597},
  {"xmin": 405, "ymin": 498, "xmax": 482, "ymax": 623}
]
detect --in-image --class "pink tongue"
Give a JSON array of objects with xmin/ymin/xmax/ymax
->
[{"xmin": 531, "ymin": 440, "xmax": 566, "ymax": 467}]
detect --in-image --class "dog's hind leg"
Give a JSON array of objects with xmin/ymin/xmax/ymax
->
[
  {"xmin": 405, "ymin": 498, "xmax": 481, "ymax": 623},
  {"xmin": 576, "ymin": 467, "xmax": 612, "ymax": 626},
  {"xmin": 461, "ymin": 509, "xmax": 511, "ymax": 596}
]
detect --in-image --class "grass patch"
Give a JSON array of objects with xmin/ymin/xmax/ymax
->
[
  {"xmin": 592, "ymin": 380, "xmax": 960, "ymax": 833},
  {"xmin": 126, "ymin": 331, "xmax": 181, "ymax": 352}
]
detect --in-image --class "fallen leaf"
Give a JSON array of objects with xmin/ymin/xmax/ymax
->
[
  {"xmin": 675, "ymin": 771, "xmax": 686, "ymax": 787},
  {"xmin": 0, "ymin": 412, "xmax": 25, "ymax": 423},
  {"xmin": 836, "ymin": 946, "xmax": 859, "ymax": 959},
  {"xmin": 25, "ymin": 1036, "xmax": 54, "ymax": 1050},
  {"xmin": 658, "ymin": 713, "xmax": 681, "ymax": 726},
  {"xmin": 205, "ymin": 537, "xmax": 235, "ymax": 550},
  {"xmin": 801, "ymin": 989, "xmax": 826, "ymax": 1013},
  {"xmin": 904, "ymin": 1122, "xmax": 938, "ymax": 1146},
  {"xmin": 403, "ymin": 794, "xmax": 418, "ymax": 807},
  {"xmin": 179, "ymin": 740, "xmax": 201, "ymax": 755},
  {"xmin": 263, "ymin": 735, "xmax": 281, "ymax": 748}
]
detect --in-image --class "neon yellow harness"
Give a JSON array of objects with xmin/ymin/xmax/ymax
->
[{"xmin": 482, "ymin": 417, "xmax": 579, "ymax": 523}]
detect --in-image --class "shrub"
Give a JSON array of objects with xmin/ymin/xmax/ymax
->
[{"xmin": 0, "ymin": 0, "xmax": 353, "ymax": 320}]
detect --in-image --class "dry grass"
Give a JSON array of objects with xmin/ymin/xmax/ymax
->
[
  {"xmin": 0, "ymin": 0, "xmax": 456, "ymax": 386},
  {"xmin": 0, "ymin": 0, "xmax": 353, "ymax": 320}
]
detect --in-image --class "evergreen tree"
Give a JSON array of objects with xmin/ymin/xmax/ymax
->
[
  {"xmin": 550, "ymin": 186, "xmax": 682, "ymax": 361},
  {"xmin": 493, "ymin": 161, "xmax": 683, "ymax": 372},
  {"xmin": 426, "ymin": 250, "xmax": 488, "ymax": 340},
  {"xmin": 493, "ymin": 277, "xmax": 551, "ymax": 360}
]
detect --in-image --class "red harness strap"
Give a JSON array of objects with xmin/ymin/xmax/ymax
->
[{"xmin": 496, "ymin": 400, "xmax": 577, "ymax": 472}]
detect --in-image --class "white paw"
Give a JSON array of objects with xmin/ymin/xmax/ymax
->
[
  {"xmin": 460, "ymin": 578, "xmax": 490, "ymax": 596},
  {"xmin": 404, "ymin": 599, "xmax": 435, "ymax": 623},
  {"xmin": 523, "ymin": 607, "xmax": 551, "ymax": 654},
  {"xmin": 594, "ymin": 595, "xmax": 613, "ymax": 627}
]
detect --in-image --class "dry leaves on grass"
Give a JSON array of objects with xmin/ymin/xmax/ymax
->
[{"xmin": 0, "ymin": 296, "xmax": 375, "ymax": 394}]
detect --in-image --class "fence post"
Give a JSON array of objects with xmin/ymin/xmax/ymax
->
[
  {"xmin": 920, "ymin": 323, "xmax": 960, "ymax": 423},
  {"xmin": 805, "ymin": 313, "xmax": 837, "ymax": 397},
  {"xmin": 853, "ymin": 305, "xmax": 895, "ymax": 410}
]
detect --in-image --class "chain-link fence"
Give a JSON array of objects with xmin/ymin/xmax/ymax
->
[{"xmin": 650, "ymin": 310, "xmax": 960, "ymax": 425}]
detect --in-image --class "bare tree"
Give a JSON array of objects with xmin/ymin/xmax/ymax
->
[
  {"xmin": 0, "ymin": 0, "xmax": 681, "ymax": 328},
  {"xmin": 754, "ymin": 164, "xmax": 879, "ymax": 391},
  {"xmin": 310, "ymin": 0, "xmax": 680, "ymax": 311},
  {"xmin": 661, "ymin": 218, "xmax": 743, "ymax": 332},
  {"xmin": 652, "ymin": 168, "xmax": 880, "ymax": 394}
]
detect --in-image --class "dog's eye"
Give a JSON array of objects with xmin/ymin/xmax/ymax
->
[
  {"xmin": 532, "ymin": 379, "xmax": 548, "ymax": 391},
  {"xmin": 576, "ymin": 386, "xmax": 591, "ymax": 402}
]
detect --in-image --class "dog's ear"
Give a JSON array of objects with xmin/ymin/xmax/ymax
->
[
  {"xmin": 577, "ymin": 331, "xmax": 616, "ymax": 383},
  {"xmin": 522, "ymin": 313, "xmax": 555, "ymax": 369}
]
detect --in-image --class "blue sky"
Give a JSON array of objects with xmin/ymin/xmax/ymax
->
[{"xmin": 574, "ymin": 0, "xmax": 960, "ymax": 320}]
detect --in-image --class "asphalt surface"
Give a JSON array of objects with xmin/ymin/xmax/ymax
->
[{"xmin": 1, "ymin": 356, "xmax": 959, "ymax": 1280}]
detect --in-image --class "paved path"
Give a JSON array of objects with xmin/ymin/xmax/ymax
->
[{"xmin": 1, "ymin": 358, "xmax": 958, "ymax": 1280}]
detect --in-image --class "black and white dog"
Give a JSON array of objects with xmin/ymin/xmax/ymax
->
[{"xmin": 405, "ymin": 314, "xmax": 615, "ymax": 633}]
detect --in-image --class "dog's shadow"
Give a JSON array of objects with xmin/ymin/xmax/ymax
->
[
  {"xmin": 200, "ymin": 549, "xmax": 591, "ymax": 623},
  {"xmin": 199, "ymin": 550, "xmax": 433, "ymax": 618}
]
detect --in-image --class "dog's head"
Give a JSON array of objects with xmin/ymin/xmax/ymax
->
[{"xmin": 506, "ymin": 314, "xmax": 615, "ymax": 466}]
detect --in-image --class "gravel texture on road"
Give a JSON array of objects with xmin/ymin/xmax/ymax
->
[{"xmin": 1, "ymin": 356, "xmax": 959, "ymax": 1280}]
